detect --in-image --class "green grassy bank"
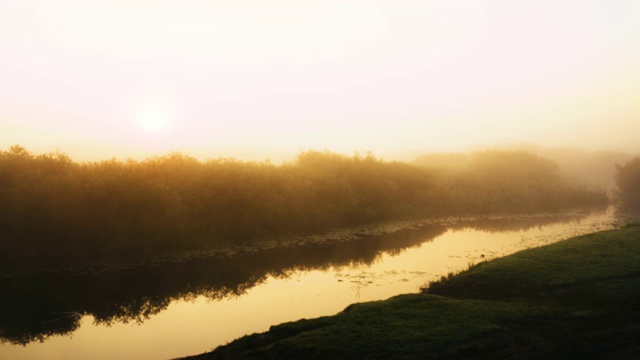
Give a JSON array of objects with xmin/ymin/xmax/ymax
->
[{"xmin": 182, "ymin": 224, "xmax": 640, "ymax": 359}]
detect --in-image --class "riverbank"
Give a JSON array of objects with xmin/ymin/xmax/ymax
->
[
  {"xmin": 182, "ymin": 223, "xmax": 640, "ymax": 359},
  {"xmin": 1, "ymin": 147, "xmax": 607, "ymax": 272}
]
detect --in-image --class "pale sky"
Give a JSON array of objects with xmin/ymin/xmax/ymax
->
[{"xmin": 1, "ymin": 0, "xmax": 639, "ymax": 161}]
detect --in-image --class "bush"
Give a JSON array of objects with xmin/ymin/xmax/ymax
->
[
  {"xmin": 615, "ymin": 157, "xmax": 640, "ymax": 210},
  {"xmin": 0, "ymin": 146, "xmax": 608, "ymax": 268}
]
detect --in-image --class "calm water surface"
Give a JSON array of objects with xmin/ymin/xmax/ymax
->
[{"xmin": 0, "ymin": 207, "xmax": 634, "ymax": 360}]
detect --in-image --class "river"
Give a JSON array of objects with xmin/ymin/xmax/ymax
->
[{"xmin": 0, "ymin": 207, "xmax": 635, "ymax": 360}]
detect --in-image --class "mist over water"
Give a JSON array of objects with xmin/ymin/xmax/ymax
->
[
  {"xmin": 3, "ymin": 145, "xmax": 640, "ymax": 359},
  {"xmin": 2, "ymin": 2, "xmax": 640, "ymax": 359},
  {"xmin": 2, "ymin": 207, "xmax": 636, "ymax": 360}
]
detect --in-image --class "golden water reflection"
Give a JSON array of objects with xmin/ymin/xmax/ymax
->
[{"xmin": 0, "ymin": 208, "xmax": 634, "ymax": 360}]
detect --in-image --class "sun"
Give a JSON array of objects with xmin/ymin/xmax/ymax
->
[{"xmin": 135, "ymin": 108, "xmax": 172, "ymax": 133}]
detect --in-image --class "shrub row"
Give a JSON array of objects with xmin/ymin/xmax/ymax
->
[{"xmin": 0, "ymin": 146, "xmax": 608, "ymax": 267}]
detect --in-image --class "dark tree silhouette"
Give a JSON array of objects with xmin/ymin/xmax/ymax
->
[{"xmin": 615, "ymin": 157, "xmax": 640, "ymax": 210}]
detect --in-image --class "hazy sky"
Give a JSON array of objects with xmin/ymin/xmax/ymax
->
[{"xmin": 1, "ymin": 0, "xmax": 639, "ymax": 161}]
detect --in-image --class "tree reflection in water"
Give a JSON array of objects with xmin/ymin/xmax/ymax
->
[{"xmin": 0, "ymin": 210, "xmax": 614, "ymax": 345}]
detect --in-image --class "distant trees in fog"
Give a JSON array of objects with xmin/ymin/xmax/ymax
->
[
  {"xmin": 413, "ymin": 150, "xmax": 608, "ymax": 213},
  {"xmin": 0, "ymin": 146, "xmax": 608, "ymax": 269},
  {"xmin": 615, "ymin": 157, "xmax": 640, "ymax": 210}
]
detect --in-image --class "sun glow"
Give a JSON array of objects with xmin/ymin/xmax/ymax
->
[
  {"xmin": 1, "ymin": 1, "xmax": 640, "ymax": 160},
  {"xmin": 135, "ymin": 108, "xmax": 172, "ymax": 133}
]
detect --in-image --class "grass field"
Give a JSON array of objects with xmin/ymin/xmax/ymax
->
[{"xmin": 181, "ymin": 223, "xmax": 640, "ymax": 359}]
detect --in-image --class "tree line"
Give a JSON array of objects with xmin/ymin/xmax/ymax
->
[{"xmin": 0, "ymin": 145, "xmax": 609, "ymax": 269}]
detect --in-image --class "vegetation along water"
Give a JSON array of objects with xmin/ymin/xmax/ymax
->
[
  {"xmin": 1, "ymin": 146, "xmax": 639, "ymax": 359},
  {"xmin": 0, "ymin": 146, "xmax": 610, "ymax": 272}
]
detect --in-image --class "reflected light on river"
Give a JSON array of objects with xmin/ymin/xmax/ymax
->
[{"xmin": 0, "ymin": 207, "xmax": 633, "ymax": 360}]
